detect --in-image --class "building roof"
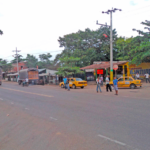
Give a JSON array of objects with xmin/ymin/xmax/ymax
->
[
  {"xmin": 80, "ymin": 61, "xmax": 127, "ymax": 70},
  {"xmin": 38, "ymin": 69, "xmax": 58, "ymax": 75},
  {"xmin": 7, "ymin": 73, "xmax": 18, "ymax": 76},
  {"xmin": 38, "ymin": 68, "xmax": 46, "ymax": 72}
]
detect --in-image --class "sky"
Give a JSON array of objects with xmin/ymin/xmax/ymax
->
[{"xmin": 0, "ymin": 0, "xmax": 150, "ymax": 62}]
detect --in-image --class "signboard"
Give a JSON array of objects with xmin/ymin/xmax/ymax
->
[
  {"xmin": 97, "ymin": 69, "xmax": 103, "ymax": 74},
  {"xmin": 113, "ymin": 65, "xmax": 118, "ymax": 70},
  {"xmin": 28, "ymin": 71, "xmax": 39, "ymax": 80},
  {"xmin": 85, "ymin": 69, "xmax": 94, "ymax": 72}
]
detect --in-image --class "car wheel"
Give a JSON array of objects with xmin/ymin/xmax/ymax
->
[
  {"xmin": 61, "ymin": 84, "xmax": 64, "ymax": 88},
  {"xmin": 72, "ymin": 84, "xmax": 76, "ymax": 89},
  {"xmin": 130, "ymin": 84, "xmax": 136, "ymax": 89},
  {"xmin": 81, "ymin": 86, "xmax": 84, "ymax": 89}
]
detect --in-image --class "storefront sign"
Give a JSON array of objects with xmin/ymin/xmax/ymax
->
[
  {"xmin": 97, "ymin": 69, "xmax": 103, "ymax": 74},
  {"xmin": 85, "ymin": 69, "xmax": 94, "ymax": 72}
]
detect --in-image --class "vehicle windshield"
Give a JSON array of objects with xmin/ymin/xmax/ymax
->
[{"xmin": 75, "ymin": 78, "xmax": 83, "ymax": 81}]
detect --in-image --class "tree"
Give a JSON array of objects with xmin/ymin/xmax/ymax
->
[
  {"xmin": 116, "ymin": 37, "xmax": 134, "ymax": 61},
  {"xmin": 38, "ymin": 53, "xmax": 53, "ymax": 69},
  {"xmin": 129, "ymin": 41, "xmax": 150, "ymax": 65},
  {"xmin": 25, "ymin": 54, "xmax": 38, "ymax": 68},
  {"xmin": 0, "ymin": 59, "xmax": 12, "ymax": 73},
  {"xmin": 56, "ymin": 57, "xmax": 83, "ymax": 76},
  {"xmin": 11, "ymin": 55, "xmax": 25, "ymax": 63},
  {"xmin": 55, "ymin": 27, "xmax": 118, "ymax": 67},
  {"xmin": 129, "ymin": 20, "xmax": 150, "ymax": 64}
]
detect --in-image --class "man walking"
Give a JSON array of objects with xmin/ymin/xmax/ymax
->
[
  {"xmin": 113, "ymin": 77, "xmax": 118, "ymax": 95},
  {"xmin": 144, "ymin": 72, "xmax": 150, "ymax": 83},
  {"xmin": 106, "ymin": 75, "xmax": 112, "ymax": 92},
  {"xmin": 96, "ymin": 77, "xmax": 102, "ymax": 93},
  {"xmin": 63, "ymin": 76, "xmax": 67, "ymax": 89}
]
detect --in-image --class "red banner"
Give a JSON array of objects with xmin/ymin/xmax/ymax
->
[{"xmin": 97, "ymin": 69, "xmax": 103, "ymax": 74}]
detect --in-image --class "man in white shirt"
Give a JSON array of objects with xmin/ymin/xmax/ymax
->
[
  {"xmin": 106, "ymin": 75, "xmax": 112, "ymax": 92},
  {"xmin": 96, "ymin": 77, "xmax": 102, "ymax": 93},
  {"xmin": 25, "ymin": 78, "xmax": 28, "ymax": 83},
  {"xmin": 144, "ymin": 73, "xmax": 150, "ymax": 83},
  {"xmin": 136, "ymin": 73, "xmax": 140, "ymax": 79}
]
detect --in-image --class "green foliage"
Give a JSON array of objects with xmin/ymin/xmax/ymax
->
[
  {"xmin": 0, "ymin": 59, "xmax": 12, "ymax": 72},
  {"xmin": 39, "ymin": 53, "xmax": 52, "ymax": 62},
  {"xmin": 25, "ymin": 54, "xmax": 38, "ymax": 68},
  {"xmin": 57, "ymin": 66, "xmax": 83, "ymax": 76},
  {"xmin": 116, "ymin": 37, "xmax": 134, "ymax": 61},
  {"xmin": 128, "ymin": 20, "xmax": 150, "ymax": 64},
  {"xmin": 38, "ymin": 53, "xmax": 53, "ymax": 69},
  {"xmin": 129, "ymin": 41, "xmax": 150, "ymax": 65},
  {"xmin": 55, "ymin": 27, "xmax": 118, "ymax": 67},
  {"xmin": 11, "ymin": 55, "xmax": 25, "ymax": 63},
  {"xmin": 56, "ymin": 56, "xmax": 83, "ymax": 76}
]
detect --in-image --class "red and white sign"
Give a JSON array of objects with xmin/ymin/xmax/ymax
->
[{"xmin": 113, "ymin": 65, "xmax": 118, "ymax": 70}]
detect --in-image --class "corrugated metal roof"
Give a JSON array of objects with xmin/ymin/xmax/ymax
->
[
  {"xmin": 7, "ymin": 73, "xmax": 18, "ymax": 76},
  {"xmin": 19, "ymin": 68, "xmax": 39, "ymax": 72},
  {"xmin": 38, "ymin": 69, "xmax": 46, "ymax": 72},
  {"xmin": 80, "ymin": 61, "xmax": 127, "ymax": 70}
]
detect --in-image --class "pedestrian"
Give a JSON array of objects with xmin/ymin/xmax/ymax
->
[
  {"xmin": 144, "ymin": 72, "xmax": 150, "ymax": 83},
  {"xmin": 106, "ymin": 75, "xmax": 112, "ymax": 92},
  {"xmin": 100, "ymin": 75, "xmax": 103, "ymax": 86},
  {"xmin": 96, "ymin": 77, "xmax": 102, "ymax": 93},
  {"xmin": 136, "ymin": 72, "xmax": 140, "ymax": 80},
  {"xmin": 66, "ymin": 77, "xmax": 70, "ymax": 91},
  {"xmin": 113, "ymin": 77, "xmax": 118, "ymax": 95},
  {"xmin": 63, "ymin": 76, "xmax": 67, "ymax": 89}
]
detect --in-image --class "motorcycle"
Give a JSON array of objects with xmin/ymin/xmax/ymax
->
[{"xmin": 22, "ymin": 82, "xmax": 28, "ymax": 87}]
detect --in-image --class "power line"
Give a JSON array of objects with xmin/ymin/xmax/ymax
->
[
  {"xmin": 114, "ymin": 5, "xmax": 150, "ymax": 18},
  {"xmin": 1, "ymin": 49, "xmax": 64, "ymax": 60},
  {"xmin": 114, "ymin": 9, "xmax": 150, "ymax": 20}
]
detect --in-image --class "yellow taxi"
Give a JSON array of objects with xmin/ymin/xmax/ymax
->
[
  {"xmin": 109, "ymin": 76, "xmax": 142, "ymax": 89},
  {"xmin": 59, "ymin": 78, "xmax": 87, "ymax": 89}
]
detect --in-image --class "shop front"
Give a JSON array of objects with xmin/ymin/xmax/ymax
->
[
  {"xmin": 80, "ymin": 61, "xmax": 129, "ymax": 82},
  {"xmin": 129, "ymin": 63, "xmax": 150, "ymax": 79},
  {"xmin": 81, "ymin": 61, "xmax": 150, "ymax": 82}
]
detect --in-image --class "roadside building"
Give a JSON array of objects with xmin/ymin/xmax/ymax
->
[
  {"xmin": 129, "ymin": 63, "xmax": 150, "ymax": 79},
  {"xmin": 38, "ymin": 69, "xmax": 58, "ymax": 84},
  {"xmin": 5, "ymin": 61, "xmax": 27, "ymax": 82},
  {"xmin": 9, "ymin": 61, "xmax": 28, "ymax": 73},
  {"xmin": 80, "ymin": 61, "xmax": 150, "ymax": 82}
]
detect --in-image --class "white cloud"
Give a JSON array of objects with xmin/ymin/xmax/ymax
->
[{"xmin": 0, "ymin": 0, "xmax": 150, "ymax": 61}]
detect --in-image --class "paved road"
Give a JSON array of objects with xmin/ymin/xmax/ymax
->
[{"xmin": 0, "ymin": 82, "xmax": 150, "ymax": 150}]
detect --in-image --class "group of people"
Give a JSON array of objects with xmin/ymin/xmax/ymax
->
[
  {"xmin": 96, "ymin": 75, "xmax": 118, "ymax": 95},
  {"xmin": 63, "ymin": 76, "xmax": 70, "ymax": 91},
  {"xmin": 135, "ymin": 72, "xmax": 150, "ymax": 83}
]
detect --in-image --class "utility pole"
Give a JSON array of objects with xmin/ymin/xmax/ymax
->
[
  {"xmin": 97, "ymin": 8, "xmax": 122, "ymax": 81},
  {"xmin": 12, "ymin": 47, "xmax": 21, "ymax": 74}
]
